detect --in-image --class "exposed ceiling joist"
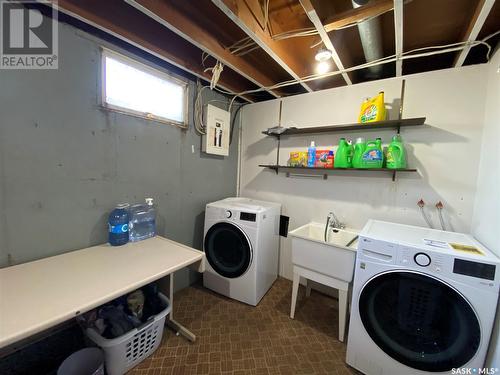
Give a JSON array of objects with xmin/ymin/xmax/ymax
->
[
  {"xmin": 40, "ymin": 0, "xmax": 500, "ymax": 101},
  {"xmin": 124, "ymin": 0, "xmax": 280, "ymax": 98},
  {"xmin": 454, "ymin": 0, "xmax": 496, "ymax": 67},
  {"xmin": 394, "ymin": 0, "xmax": 403, "ymax": 76},
  {"xmin": 211, "ymin": 0, "xmax": 314, "ymax": 93},
  {"xmin": 323, "ymin": 0, "xmax": 393, "ymax": 33},
  {"xmin": 48, "ymin": 0, "xmax": 255, "ymax": 102},
  {"xmin": 299, "ymin": 0, "xmax": 352, "ymax": 85},
  {"xmin": 243, "ymin": 0, "xmax": 267, "ymax": 30}
]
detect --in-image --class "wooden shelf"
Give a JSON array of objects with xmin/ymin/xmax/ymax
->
[
  {"xmin": 260, "ymin": 81, "xmax": 422, "ymax": 182},
  {"xmin": 259, "ymin": 165, "xmax": 418, "ymax": 181},
  {"xmin": 262, "ymin": 117, "xmax": 425, "ymax": 137},
  {"xmin": 260, "ymin": 165, "xmax": 417, "ymax": 172}
]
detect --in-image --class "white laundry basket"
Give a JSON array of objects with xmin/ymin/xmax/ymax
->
[{"xmin": 86, "ymin": 293, "xmax": 171, "ymax": 375}]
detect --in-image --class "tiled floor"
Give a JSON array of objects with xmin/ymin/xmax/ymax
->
[{"xmin": 129, "ymin": 278, "xmax": 359, "ymax": 375}]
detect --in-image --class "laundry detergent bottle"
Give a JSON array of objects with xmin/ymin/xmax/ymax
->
[
  {"xmin": 352, "ymin": 137, "xmax": 366, "ymax": 168},
  {"xmin": 360, "ymin": 138, "xmax": 384, "ymax": 168},
  {"xmin": 307, "ymin": 141, "xmax": 316, "ymax": 167},
  {"xmin": 386, "ymin": 134, "xmax": 407, "ymax": 169},
  {"xmin": 358, "ymin": 92, "xmax": 386, "ymax": 123},
  {"xmin": 334, "ymin": 138, "xmax": 353, "ymax": 168}
]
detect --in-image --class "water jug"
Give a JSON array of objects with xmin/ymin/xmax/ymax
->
[
  {"xmin": 108, "ymin": 203, "xmax": 130, "ymax": 246},
  {"xmin": 129, "ymin": 198, "xmax": 156, "ymax": 242}
]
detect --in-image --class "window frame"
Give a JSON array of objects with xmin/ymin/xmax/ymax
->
[{"xmin": 100, "ymin": 48, "xmax": 189, "ymax": 128}]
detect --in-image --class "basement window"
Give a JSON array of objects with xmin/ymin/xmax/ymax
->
[{"xmin": 101, "ymin": 49, "xmax": 188, "ymax": 127}]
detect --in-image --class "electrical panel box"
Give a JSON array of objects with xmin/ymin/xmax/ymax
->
[{"xmin": 202, "ymin": 104, "xmax": 230, "ymax": 156}]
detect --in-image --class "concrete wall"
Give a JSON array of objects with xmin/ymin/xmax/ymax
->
[
  {"xmin": 0, "ymin": 22, "xmax": 239, "ymax": 290},
  {"xmin": 472, "ymin": 49, "xmax": 500, "ymax": 368},
  {"xmin": 240, "ymin": 64, "xmax": 487, "ymax": 279}
]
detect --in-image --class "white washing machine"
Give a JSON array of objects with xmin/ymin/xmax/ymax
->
[
  {"xmin": 347, "ymin": 220, "xmax": 500, "ymax": 375},
  {"xmin": 203, "ymin": 197, "xmax": 281, "ymax": 306}
]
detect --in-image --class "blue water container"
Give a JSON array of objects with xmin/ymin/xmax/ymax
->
[{"xmin": 108, "ymin": 203, "xmax": 130, "ymax": 246}]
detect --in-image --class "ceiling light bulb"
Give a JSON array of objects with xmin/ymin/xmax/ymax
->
[
  {"xmin": 315, "ymin": 48, "xmax": 332, "ymax": 62},
  {"xmin": 316, "ymin": 61, "xmax": 330, "ymax": 74}
]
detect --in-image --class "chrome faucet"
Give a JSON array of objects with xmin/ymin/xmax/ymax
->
[
  {"xmin": 324, "ymin": 211, "xmax": 345, "ymax": 242},
  {"xmin": 327, "ymin": 211, "xmax": 345, "ymax": 230}
]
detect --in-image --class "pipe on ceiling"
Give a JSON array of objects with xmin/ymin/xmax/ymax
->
[{"xmin": 352, "ymin": 0, "xmax": 383, "ymax": 77}]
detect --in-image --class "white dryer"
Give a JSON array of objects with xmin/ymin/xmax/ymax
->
[
  {"xmin": 203, "ymin": 197, "xmax": 281, "ymax": 306},
  {"xmin": 347, "ymin": 220, "xmax": 500, "ymax": 375}
]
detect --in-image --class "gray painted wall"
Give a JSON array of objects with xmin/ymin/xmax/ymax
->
[{"xmin": 0, "ymin": 22, "xmax": 239, "ymax": 290}]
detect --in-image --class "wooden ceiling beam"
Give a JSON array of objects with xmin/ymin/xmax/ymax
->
[
  {"xmin": 394, "ymin": 0, "xmax": 403, "ymax": 76},
  {"xmin": 46, "ymin": 0, "xmax": 255, "ymax": 102},
  {"xmin": 211, "ymin": 0, "xmax": 314, "ymax": 93},
  {"xmin": 454, "ymin": 0, "xmax": 495, "ymax": 67},
  {"xmin": 124, "ymin": 0, "xmax": 280, "ymax": 98},
  {"xmin": 299, "ymin": 0, "xmax": 352, "ymax": 85},
  {"xmin": 242, "ymin": 0, "xmax": 267, "ymax": 30},
  {"xmin": 323, "ymin": 0, "xmax": 393, "ymax": 33}
]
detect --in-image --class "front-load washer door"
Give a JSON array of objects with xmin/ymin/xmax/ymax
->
[
  {"xmin": 204, "ymin": 222, "xmax": 252, "ymax": 279},
  {"xmin": 359, "ymin": 270, "xmax": 480, "ymax": 372}
]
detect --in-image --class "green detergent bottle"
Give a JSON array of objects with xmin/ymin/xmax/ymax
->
[
  {"xmin": 360, "ymin": 138, "xmax": 384, "ymax": 168},
  {"xmin": 334, "ymin": 138, "xmax": 353, "ymax": 168},
  {"xmin": 348, "ymin": 142, "xmax": 354, "ymax": 167},
  {"xmin": 352, "ymin": 137, "xmax": 366, "ymax": 168},
  {"xmin": 386, "ymin": 134, "xmax": 407, "ymax": 169}
]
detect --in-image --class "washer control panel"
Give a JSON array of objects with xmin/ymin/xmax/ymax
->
[
  {"xmin": 414, "ymin": 252, "xmax": 431, "ymax": 267},
  {"xmin": 358, "ymin": 235, "xmax": 499, "ymax": 289},
  {"xmin": 399, "ymin": 247, "xmax": 445, "ymax": 274},
  {"xmin": 208, "ymin": 207, "xmax": 260, "ymax": 227}
]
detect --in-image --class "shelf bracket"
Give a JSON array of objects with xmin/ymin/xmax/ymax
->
[
  {"xmin": 397, "ymin": 79, "xmax": 406, "ymax": 135},
  {"xmin": 399, "ymin": 79, "xmax": 406, "ymax": 121},
  {"xmin": 392, "ymin": 170, "xmax": 396, "ymax": 182},
  {"xmin": 275, "ymin": 135, "xmax": 281, "ymax": 174},
  {"xmin": 274, "ymin": 101, "xmax": 283, "ymax": 175}
]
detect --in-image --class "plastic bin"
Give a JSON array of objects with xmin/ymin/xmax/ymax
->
[
  {"xmin": 86, "ymin": 293, "xmax": 171, "ymax": 375},
  {"xmin": 57, "ymin": 347, "xmax": 104, "ymax": 375}
]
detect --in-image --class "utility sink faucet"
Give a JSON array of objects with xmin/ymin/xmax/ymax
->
[
  {"xmin": 324, "ymin": 211, "xmax": 345, "ymax": 242},
  {"xmin": 327, "ymin": 211, "xmax": 345, "ymax": 230}
]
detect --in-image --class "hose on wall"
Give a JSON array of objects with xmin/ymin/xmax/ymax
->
[{"xmin": 418, "ymin": 199, "xmax": 434, "ymax": 229}]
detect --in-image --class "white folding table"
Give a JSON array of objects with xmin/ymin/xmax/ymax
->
[{"xmin": 0, "ymin": 236, "xmax": 204, "ymax": 349}]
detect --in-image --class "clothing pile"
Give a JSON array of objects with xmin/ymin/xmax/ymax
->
[{"xmin": 77, "ymin": 283, "xmax": 165, "ymax": 339}]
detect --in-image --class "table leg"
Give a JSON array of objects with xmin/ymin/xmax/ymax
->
[
  {"xmin": 290, "ymin": 270, "xmax": 300, "ymax": 319},
  {"xmin": 338, "ymin": 288, "xmax": 348, "ymax": 342},
  {"xmin": 305, "ymin": 280, "xmax": 312, "ymax": 298},
  {"xmin": 165, "ymin": 273, "xmax": 197, "ymax": 342},
  {"xmin": 169, "ymin": 273, "xmax": 174, "ymax": 320}
]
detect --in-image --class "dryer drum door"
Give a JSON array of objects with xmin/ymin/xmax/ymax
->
[
  {"xmin": 359, "ymin": 271, "xmax": 481, "ymax": 372},
  {"xmin": 204, "ymin": 222, "xmax": 252, "ymax": 278}
]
